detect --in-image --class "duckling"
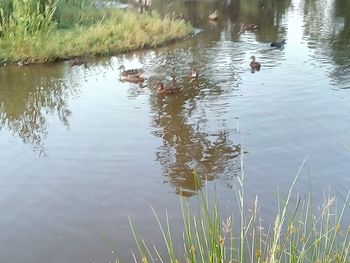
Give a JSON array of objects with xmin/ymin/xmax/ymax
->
[
  {"xmin": 270, "ymin": 39, "xmax": 286, "ymax": 48},
  {"xmin": 250, "ymin": 56, "xmax": 261, "ymax": 72},
  {"xmin": 240, "ymin": 23, "xmax": 258, "ymax": 32},
  {"xmin": 156, "ymin": 82, "xmax": 180, "ymax": 95},
  {"xmin": 188, "ymin": 68, "xmax": 199, "ymax": 79},
  {"xmin": 70, "ymin": 57, "xmax": 87, "ymax": 67},
  {"xmin": 208, "ymin": 10, "xmax": 218, "ymax": 20},
  {"xmin": 118, "ymin": 65, "xmax": 144, "ymax": 83}
]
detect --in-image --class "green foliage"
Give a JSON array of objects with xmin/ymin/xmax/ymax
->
[
  {"xmin": 0, "ymin": 0, "xmax": 57, "ymax": 39},
  {"xmin": 0, "ymin": 0, "xmax": 192, "ymax": 63}
]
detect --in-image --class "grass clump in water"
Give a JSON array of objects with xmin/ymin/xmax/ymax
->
[
  {"xmin": 129, "ymin": 158, "xmax": 350, "ymax": 263},
  {"xmin": 0, "ymin": 0, "xmax": 192, "ymax": 64}
]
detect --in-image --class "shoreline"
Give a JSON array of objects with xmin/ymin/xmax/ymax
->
[{"xmin": 0, "ymin": 9, "xmax": 193, "ymax": 66}]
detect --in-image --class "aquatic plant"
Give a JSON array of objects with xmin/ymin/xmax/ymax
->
[{"xmin": 129, "ymin": 157, "xmax": 350, "ymax": 263}]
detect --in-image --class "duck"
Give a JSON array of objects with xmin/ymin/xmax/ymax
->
[
  {"xmin": 70, "ymin": 57, "xmax": 87, "ymax": 67},
  {"xmin": 118, "ymin": 65, "xmax": 144, "ymax": 76},
  {"xmin": 121, "ymin": 74, "xmax": 145, "ymax": 83},
  {"xmin": 250, "ymin": 56, "xmax": 261, "ymax": 72},
  {"xmin": 118, "ymin": 65, "xmax": 144, "ymax": 83},
  {"xmin": 208, "ymin": 10, "xmax": 218, "ymax": 20},
  {"xmin": 270, "ymin": 39, "xmax": 286, "ymax": 48},
  {"xmin": 156, "ymin": 82, "xmax": 180, "ymax": 95},
  {"xmin": 188, "ymin": 68, "xmax": 198, "ymax": 79},
  {"xmin": 240, "ymin": 23, "xmax": 258, "ymax": 32}
]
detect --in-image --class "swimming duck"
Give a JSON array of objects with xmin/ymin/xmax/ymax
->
[
  {"xmin": 118, "ymin": 65, "xmax": 144, "ymax": 76},
  {"xmin": 270, "ymin": 39, "xmax": 286, "ymax": 48},
  {"xmin": 250, "ymin": 56, "xmax": 261, "ymax": 72},
  {"xmin": 240, "ymin": 23, "xmax": 258, "ymax": 32},
  {"xmin": 156, "ymin": 82, "xmax": 180, "ymax": 95},
  {"xmin": 118, "ymin": 65, "xmax": 144, "ymax": 83},
  {"xmin": 208, "ymin": 10, "xmax": 218, "ymax": 20},
  {"xmin": 70, "ymin": 57, "xmax": 87, "ymax": 67},
  {"xmin": 188, "ymin": 68, "xmax": 198, "ymax": 79},
  {"xmin": 122, "ymin": 74, "xmax": 145, "ymax": 83}
]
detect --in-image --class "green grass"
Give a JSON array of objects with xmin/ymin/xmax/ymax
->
[
  {"xmin": 0, "ymin": 0, "xmax": 192, "ymax": 63},
  {"xmin": 129, "ymin": 157, "xmax": 350, "ymax": 263}
]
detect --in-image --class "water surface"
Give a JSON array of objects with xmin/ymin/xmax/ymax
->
[{"xmin": 1, "ymin": 0, "xmax": 350, "ymax": 261}]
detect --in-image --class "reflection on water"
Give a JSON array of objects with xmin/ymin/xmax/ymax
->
[
  {"xmin": 0, "ymin": 64, "xmax": 77, "ymax": 156},
  {"xmin": 1, "ymin": 0, "xmax": 350, "ymax": 262},
  {"xmin": 303, "ymin": 0, "xmax": 350, "ymax": 89},
  {"xmin": 150, "ymin": 73, "xmax": 241, "ymax": 196},
  {"xmin": 0, "ymin": 0, "xmax": 348, "ymax": 189}
]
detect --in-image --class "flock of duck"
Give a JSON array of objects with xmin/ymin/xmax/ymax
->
[
  {"xmin": 207, "ymin": 10, "xmax": 286, "ymax": 73},
  {"xmin": 71, "ymin": 10, "xmax": 286, "ymax": 96},
  {"xmin": 118, "ymin": 65, "xmax": 198, "ymax": 95}
]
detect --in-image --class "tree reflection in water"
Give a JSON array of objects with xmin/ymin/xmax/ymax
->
[
  {"xmin": 0, "ymin": 64, "xmax": 78, "ymax": 156},
  {"xmin": 149, "ymin": 68, "xmax": 241, "ymax": 197},
  {"xmin": 149, "ymin": 0, "xmax": 291, "ymax": 42},
  {"xmin": 303, "ymin": 0, "xmax": 350, "ymax": 89},
  {"xmin": 141, "ymin": 0, "xmax": 291, "ymax": 195}
]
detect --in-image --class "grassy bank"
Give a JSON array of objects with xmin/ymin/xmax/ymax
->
[
  {"xmin": 129, "ymin": 161, "xmax": 350, "ymax": 263},
  {"xmin": 0, "ymin": 0, "xmax": 192, "ymax": 64}
]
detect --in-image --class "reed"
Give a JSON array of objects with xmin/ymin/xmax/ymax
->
[
  {"xmin": 0, "ymin": 0, "xmax": 57, "ymax": 38},
  {"xmin": 129, "ymin": 157, "xmax": 350, "ymax": 263}
]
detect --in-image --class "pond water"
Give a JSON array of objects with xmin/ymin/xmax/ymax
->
[{"xmin": 1, "ymin": 0, "xmax": 350, "ymax": 262}]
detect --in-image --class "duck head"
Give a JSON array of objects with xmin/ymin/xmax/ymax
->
[
  {"xmin": 156, "ymin": 82, "xmax": 164, "ymax": 91},
  {"xmin": 209, "ymin": 10, "xmax": 218, "ymax": 20},
  {"xmin": 189, "ymin": 68, "xmax": 198, "ymax": 78}
]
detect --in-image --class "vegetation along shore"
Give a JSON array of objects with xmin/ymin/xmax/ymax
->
[
  {"xmin": 0, "ymin": 0, "xmax": 193, "ymax": 64},
  {"xmin": 129, "ymin": 167, "xmax": 350, "ymax": 263}
]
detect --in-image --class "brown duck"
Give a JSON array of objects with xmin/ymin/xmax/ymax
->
[
  {"xmin": 240, "ymin": 23, "xmax": 258, "ymax": 32},
  {"xmin": 70, "ymin": 57, "xmax": 87, "ymax": 67},
  {"xmin": 156, "ymin": 82, "xmax": 180, "ymax": 95},
  {"xmin": 250, "ymin": 56, "xmax": 261, "ymax": 72},
  {"xmin": 118, "ymin": 65, "xmax": 144, "ymax": 83}
]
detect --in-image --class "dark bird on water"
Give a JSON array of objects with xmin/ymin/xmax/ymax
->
[{"xmin": 270, "ymin": 39, "xmax": 286, "ymax": 48}]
